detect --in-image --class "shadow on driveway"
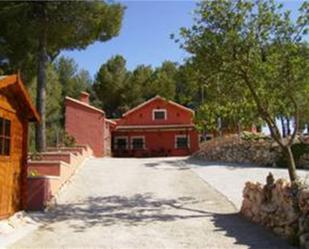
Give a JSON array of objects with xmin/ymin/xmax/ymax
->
[
  {"xmin": 142, "ymin": 157, "xmax": 264, "ymax": 171},
  {"xmin": 143, "ymin": 158, "xmax": 190, "ymax": 171},
  {"xmin": 29, "ymin": 192, "xmax": 295, "ymax": 249}
]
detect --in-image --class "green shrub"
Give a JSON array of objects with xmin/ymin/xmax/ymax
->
[
  {"xmin": 240, "ymin": 131, "xmax": 271, "ymax": 141},
  {"xmin": 276, "ymin": 143, "xmax": 309, "ymax": 169},
  {"xmin": 63, "ymin": 132, "xmax": 76, "ymax": 147}
]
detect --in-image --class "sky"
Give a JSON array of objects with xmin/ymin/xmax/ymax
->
[{"xmin": 61, "ymin": 0, "xmax": 305, "ymax": 79}]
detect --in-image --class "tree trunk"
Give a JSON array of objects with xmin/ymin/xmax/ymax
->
[
  {"xmin": 280, "ymin": 116, "xmax": 286, "ymax": 137},
  {"xmin": 242, "ymin": 73, "xmax": 298, "ymax": 183},
  {"xmin": 35, "ymin": 23, "xmax": 48, "ymax": 152},
  {"xmin": 287, "ymin": 118, "xmax": 291, "ymax": 136},
  {"xmin": 237, "ymin": 121, "xmax": 242, "ymax": 135},
  {"xmin": 283, "ymin": 145, "xmax": 298, "ymax": 182}
]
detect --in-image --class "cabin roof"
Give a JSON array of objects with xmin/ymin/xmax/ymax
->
[
  {"xmin": 0, "ymin": 74, "xmax": 40, "ymax": 122},
  {"xmin": 122, "ymin": 95, "xmax": 194, "ymax": 117}
]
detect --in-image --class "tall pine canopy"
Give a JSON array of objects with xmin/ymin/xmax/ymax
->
[{"xmin": 0, "ymin": 1, "xmax": 124, "ymax": 151}]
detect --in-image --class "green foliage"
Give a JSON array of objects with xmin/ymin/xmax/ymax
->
[
  {"xmin": 63, "ymin": 132, "xmax": 76, "ymax": 147},
  {"xmin": 54, "ymin": 56, "xmax": 93, "ymax": 99},
  {"xmin": 0, "ymin": 1, "xmax": 124, "ymax": 151},
  {"xmin": 124, "ymin": 65, "xmax": 153, "ymax": 107},
  {"xmin": 93, "ymin": 56, "xmax": 182, "ymax": 117},
  {"xmin": 0, "ymin": 1, "xmax": 124, "ymax": 77},
  {"xmin": 176, "ymin": 0, "xmax": 309, "ymax": 181},
  {"xmin": 276, "ymin": 143, "xmax": 309, "ymax": 169},
  {"xmin": 240, "ymin": 131, "xmax": 271, "ymax": 141},
  {"xmin": 25, "ymin": 58, "xmax": 90, "ymax": 149},
  {"xmin": 54, "ymin": 56, "xmax": 93, "ymax": 126},
  {"xmin": 175, "ymin": 62, "xmax": 200, "ymax": 108},
  {"xmin": 195, "ymin": 98, "xmax": 261, "ymax": 133},
  {"xmin": 177, "ymin": 0, "xmax": 309, "ymax": 133},
  {"xmin": 149, "ymin": 61, "xmax": 177, "ymax": 99},
  {"xmin": 93, "ymin": 55, "xmax": 130, "ymax": 117},
  {"xmin": 27, "ymin": 63, "xmax": 63, "ymax": 149}
]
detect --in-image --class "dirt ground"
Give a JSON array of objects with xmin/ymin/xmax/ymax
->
[{"xmin": 9, "ymin": 157, "xmax": 295, "ymax": 249}]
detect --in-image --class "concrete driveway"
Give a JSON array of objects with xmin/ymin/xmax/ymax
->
[
  {"xmin": 9, "ymin": 157, "xmax": 295, "ymax": 249},
  {"xmin": 188, "ymin": 158, "xmax": 309, "ymax": 209}
]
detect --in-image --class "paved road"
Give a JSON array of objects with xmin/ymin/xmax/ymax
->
[{"xmin": 10, "ymin": 157, "xmax": 294, "ymax": 249}]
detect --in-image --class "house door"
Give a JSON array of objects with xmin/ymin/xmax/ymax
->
[
  {"xmin": 0, "ymin": 109, "xmax": 23, "ymax": 219},
  {"xmin": 152, "ymin": 131, "xmax": 169, "ymax": 156}
]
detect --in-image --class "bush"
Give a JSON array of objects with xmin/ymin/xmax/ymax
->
[
  {"xmin": 276, "ymin": 143, "xmax": 309, "ymax": 169},
  {"xmin": 240, "ymin": 131, "xmax": 271, "ymax": 141},
  {"xmin": 63, "ymin": 132, "xmax": 76, "ymax": 147}
]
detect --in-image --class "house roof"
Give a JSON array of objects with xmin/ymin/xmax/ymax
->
[
  {"xmin": 65, "ymin": 96, "xmax": 105, "ymax": 115},
  {"xmin": 0, "ymin": 74, "xmax": 40, "ymax": 122},
  {"xmin": 122, "ymin": 95, "xmax": 194, "ymax": 117},
  {"xmin": 105, "ymin": 119, "xmax": 116, "ymax": 125},
  {"xmin": 115, "ymin": 124, "xmax": 195, "ymax": 131}
]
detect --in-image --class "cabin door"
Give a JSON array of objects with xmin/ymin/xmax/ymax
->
[{"xmin": 0, "ymin": 109, "xmax": 23, "ymax": 219}]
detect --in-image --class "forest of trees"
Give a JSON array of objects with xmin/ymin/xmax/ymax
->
[{"xmin": 92, "ymin": 55, "xmax": 201, "ymax": 117}]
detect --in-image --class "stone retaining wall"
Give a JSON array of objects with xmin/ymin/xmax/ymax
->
[
  {"xmin": 241, "ymin": 174, "xmax": 309, "ymax": 248},
  {"xmin": 195, "ymin": 135, "xmax": 281, "ymax": 166}
]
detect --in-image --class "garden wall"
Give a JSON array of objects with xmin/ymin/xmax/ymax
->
[
  {"xmin": 241, "ymin": 174, "xmax": 309, "ymax": 248},
  {"xmin": 27, "ymin": 145, "xmax": 93, "ymax": 210},
  {"xmin": 195, "ymin": 134, "xmax": 281, "ymax": 166},
  {"xmin": 195, "ymin": 133, "xmax": 309, "ymax": 168}
]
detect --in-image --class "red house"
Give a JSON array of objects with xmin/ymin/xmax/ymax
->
[
  {"xmin": 113, "ymin": 96, "xmax": 199, "ymax": 157},
  {"xmin": 65, "ymin": 92, "xmax": 115, "ymax": 157}
]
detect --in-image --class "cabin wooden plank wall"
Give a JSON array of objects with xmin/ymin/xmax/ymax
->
[
  {"xmin": 0, "ymin": 94, "xmax": 25, "ymax": 218},
  {"xmin": 0, "ymin": 75, "xmax": 38, "ymax": 220}
]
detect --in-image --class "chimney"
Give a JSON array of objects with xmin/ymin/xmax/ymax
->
[{"xmin": 80, "ymin": 91, "xmax": 90, "ymax": 104}]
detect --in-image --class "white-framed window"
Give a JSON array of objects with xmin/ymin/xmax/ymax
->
[
  {"xmin": 114, "ymin": 136, "xmax": 128, "ymax": 150},
  {"xmin": 152, "ymin": 109, "xmax": 167, "ymax": 120},
  {"xmin": 131, "ymin": 136, "xmax": 145, "ymax": 150},
  {"xmin": 175, "ymin": 135, "xmax": 190, "ymax": 149}
]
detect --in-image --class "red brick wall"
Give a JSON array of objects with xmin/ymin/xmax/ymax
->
[{"xmin": 65, "ymin": 99, "xmax": 106, "ymax": 157}]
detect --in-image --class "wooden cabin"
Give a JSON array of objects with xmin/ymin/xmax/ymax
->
[{"xmin": 0, "ymin": 74, "xmax": 39, "ymax": 219}]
